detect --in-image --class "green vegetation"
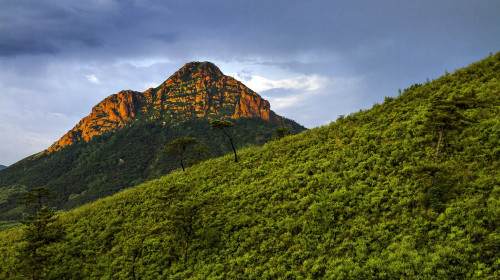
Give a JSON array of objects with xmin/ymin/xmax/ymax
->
[
  {"xmin": 0, "ymin": 117, "xmax": 304, "ymax": 226},
  {"xmin": 164, "ymin": 137, "xmax": 199, "ymax": 172},
  {"xmin": 275, "ymin": 126, "xmax": 291, "ymax": 139},
  {"xmin": 17, "ymin": 187, "xmax": 64, "ymax": 279},
  {"xmin": 0, "ymin": 52, "xmax": 498, "ymax": 279},
  {"xmin": 210, "ymin": 119, "xmax": 238, "ymax": 163}
]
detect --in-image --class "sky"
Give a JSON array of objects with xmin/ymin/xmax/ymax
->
[{"xmin": 1, "ymin": 0, "xmax": 499, "ymax": 166}]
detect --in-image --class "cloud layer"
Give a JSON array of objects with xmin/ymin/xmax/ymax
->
[{"xmin": 1, "ymin": 0, "xmax": 499, "ymax": 165}]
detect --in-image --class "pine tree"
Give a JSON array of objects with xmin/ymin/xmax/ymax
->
[
  {"xmin": 164, "ymin": 137, "xmax": 198, "ymax": 171},
  {"xmin": 17, "ymin": 187, "xmax": 63, "ymax": 280},
  {"xmin": 419, "ymin": 88, "xmax": 473, "ymax": 211},
  {"xmin": 274, "ymin": 127, "xmax": 291, "ymax": 140},
  {"xmin": 186, "ymin": 145, "xmax": 211, "ymax": 166},
  {"xmin": 210, "ymin": 119, "xmax": 238, "ymax": 163},
  {"xmin": 424, "ymin": 87, "xmax": 476, "ymax": 164},
  {"xmin": 161, "ymin": 185, "xmax": 210, "ymax": 264}
]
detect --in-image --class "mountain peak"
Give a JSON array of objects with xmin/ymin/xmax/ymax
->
[
  {"xmin": 172, "ymin": 61, "xmax": 223, "ymax": 80},
  {"xmin": 44, "ymin": 62, "xmax": 284, "ymax": 154}
]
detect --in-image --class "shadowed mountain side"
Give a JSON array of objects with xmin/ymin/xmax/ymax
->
[
  {"xmin": 0, "ymin": 52, "xmax": 498, "ymax": 278},
  {"xmin": 45, "ymin": 62, "xmax": 285, "ymax": 154},
  {"xmin": 0, "ymin": 62, "xmax": 305, "ymax": 223}
]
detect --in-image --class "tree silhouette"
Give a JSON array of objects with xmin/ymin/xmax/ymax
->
[
  {"xmin": 419, "ymin": 89, "xmax": 474, "ymax": 212},
  {"xmin": 186, "ymin": 145, "xmax": 211, "ymax": 166},
  {"xmin": 210, "ymin": 120, "xmax": 238, "ymax": 163},
  {"xmin": 164, "ymin": 137, "xmax": 198, "ymax": 171},
  {"xmin": 18, "ymin": 186, "xmax": 55, "ymax": 211},
  {"xmin": 17, "ymin": 187, "xmax": 63, "ymax": 280},
  {"xmin": 160, "ymin": 185, "xmax": 211, "ymax": 264},
  {"xmin": 274, "ymin": 127, "xmax": 291, "ymax": 140},
  {"xmin": 424, "ymin": 89, "xmax": 469, "ymax": 164}
]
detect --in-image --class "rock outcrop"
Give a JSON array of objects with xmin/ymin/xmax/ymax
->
[{"xmin": 46, "ymin": 62, "xmax": 283, "ymax": 154}]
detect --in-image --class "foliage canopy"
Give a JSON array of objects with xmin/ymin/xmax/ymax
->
[
  {"xmin": 0, "ymin": 117, "xmax": 305, "ymax": 226},
  {"xmin": 0, "ymin": 52, "xmax": 498, "ymax": 279},
  {"xmin": 164, "ymin": 137, "xmax": 198, "ymax": 171}
]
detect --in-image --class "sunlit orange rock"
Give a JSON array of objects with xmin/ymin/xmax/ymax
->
[{"xmin": 45, "ymin": 62, "xmax": 283, "ymax": 154}]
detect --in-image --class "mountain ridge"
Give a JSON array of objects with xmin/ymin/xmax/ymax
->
[
  {"xmin": 0, "ymin": 52, "xmax": 498, "ymax": 278},
  {"xmin": 45, "ymin": 61, "xmax": 283, "ymax": 154},
  {"xmin": 0, "ymin": 61, "xmax": 305, "ymax": 222}
]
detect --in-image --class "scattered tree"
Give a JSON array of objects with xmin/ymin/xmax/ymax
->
[
  {"xmin": 274, "ymin": 127, "xmax": 291, "ymax": 140},
  {"xmin": 164, "ymin": 137, "xmax": 198, "ymax": 171},
  {"xmin": 18, "ymin": 186, "xmax": 55, "ymax": 211},
  {"xmin": 17, "ymin": 187, "xmax": 63, "ymax": 280},
  {"xmin": 418, "ymin": 90, "xmax": 475, "ymax": 211},
  {"xmin": 424, "ymin": 89, "xmax": 469, "ymax": 164},
  {"xmin": 186, "ymin": 145, "xmax": 211, "ymax": 166},
  {"xmin": 210, "ymin": 120, "xmax": 238, "ymax": 163},
  {"xmin": 161, "ymin": 185, "xmax": 209, "ymax": 264}
]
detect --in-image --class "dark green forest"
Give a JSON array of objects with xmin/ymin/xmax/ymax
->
[
  {"xmin": 0, "ymin": 52, "xmax": 498, "ymax": 279},
  {"xmin": 0, "ymin": 117, "xmax": 304, "ymax": 228}
]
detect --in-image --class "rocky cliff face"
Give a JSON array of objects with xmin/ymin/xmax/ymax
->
[{"xmin": 46, "ymin": 62, "xmax": 283, "ymax": 154}]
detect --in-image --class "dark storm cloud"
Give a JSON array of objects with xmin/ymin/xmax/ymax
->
[
  {"xmin": 3, "ymin": 3, "xmax": 95, "ymax": 54},
  {"xmin": 0, "ymin": 1, "xmax": 356, "ymax": 57},
  {"xmin": 2, "ymin": 0, "xmax": 498, "ymax": 61},
  {"xmin": 0, "ymin": 39, "xmax": 60, "ymax": 56},
  {"xmin": 1, "ymin": 0, "xmax": 499, "ymax": 165}
]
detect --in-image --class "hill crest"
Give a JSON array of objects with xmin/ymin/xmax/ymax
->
[
  {"xmin": 0, "ymin": 52, "xmax": 498, "ymax": 278},
  {"xmin": 46, "ymin": 61, "xmax": 283, "ymax": 154}
]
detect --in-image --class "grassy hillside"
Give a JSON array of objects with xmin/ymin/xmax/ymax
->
[
  {"xmin": 0, "ymin": 117, "xmax": 304, "ymax": 226},
  {"xmin": 0, "ymin": 52, "xmax": 498, "ymax": 279}
]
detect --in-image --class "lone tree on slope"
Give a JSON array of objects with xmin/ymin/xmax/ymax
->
[
  {"xmin": 186, "ymin": 145, "xmax": 211, "ymax": 166},
  {"xmin": 164, "ymin": 137, "xmax": 198, "ymax": 171},
  {"xmin": 274, "ymin": 127, "xmax": 291, "ymax": 140},
  {"xmin": 210, "ymin": 119, "xmax": 238, "ymax": 163},
  {"xmin": 18, "ymin": 186, "xmax": 55, "ymax": 211},
  {"xmin": 424, "ymin": 88, "xmax": 476, "ymax": 165},
  {"xmin": 18, "ymin": 186, "xmax": 64, "ymax": 280}
]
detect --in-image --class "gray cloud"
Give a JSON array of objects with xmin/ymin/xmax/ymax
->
[
  {"xmin": 2, "ymin": 0, "xmax": 498, "ymax": 61},
  {"xmin": 0, "ymin": 0, "xmax": 499, "ymax": 165}
]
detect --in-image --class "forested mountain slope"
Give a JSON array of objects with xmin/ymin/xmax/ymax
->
[
  {"xmin": 0, "ymin": 52, "xmax": 498, "ymax": 279},
  {"xmin": 0, "ymin": 62, "xmax": 304, "ymax": 226}
]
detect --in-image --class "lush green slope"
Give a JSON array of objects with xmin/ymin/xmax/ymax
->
[
  {"xmin": 0, "ymin": 117, "xmax": 304, "ymax": 225},
  {"xmin": 0, "ymin": 52, "xmax": 498, "ymax": 279},
  {"xmin": 0, "ymin": 61, "xmax": 306, "ymax": 228}
]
